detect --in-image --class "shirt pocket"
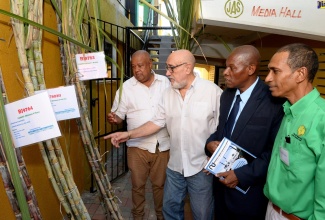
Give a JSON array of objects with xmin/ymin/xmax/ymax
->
[{"xmin": 280, "ymin": 138, "xmax": 302, "ymax": 172}]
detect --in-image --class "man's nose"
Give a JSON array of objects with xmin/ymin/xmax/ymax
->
[
  {"xmin": 265, "ymin": 72, "xmax": 272, "ymax": 83},
  {"xmin": 223, "ymin": 67, "xmax": 229, "ymax": 76}
]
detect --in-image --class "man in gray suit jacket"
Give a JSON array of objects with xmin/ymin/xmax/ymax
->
[{"xmin": 205, "ymin": 45, "xmax": 284, "ymax": 220}]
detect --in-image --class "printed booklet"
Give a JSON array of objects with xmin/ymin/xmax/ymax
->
[{"xmin": 204, "ymin": 137, "xmax": 256, "ymax": 194}]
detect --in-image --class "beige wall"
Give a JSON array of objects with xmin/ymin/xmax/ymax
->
[{"xmin": 100, "ymin": 0, "xmax": 133, "ymax": 28}]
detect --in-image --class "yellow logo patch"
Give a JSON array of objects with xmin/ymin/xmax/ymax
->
[{"xmin": 297, "ymin": 125, "xmax": 306, "ymax": 136}]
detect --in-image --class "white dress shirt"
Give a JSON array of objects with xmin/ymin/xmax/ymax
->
[
  {"xmin": 112, "ymin": 73, "xmax": 171, "ymax": 153},
  {"xmin": 151, "ymin": 76, "xmax": 223, "ymax": 177}
]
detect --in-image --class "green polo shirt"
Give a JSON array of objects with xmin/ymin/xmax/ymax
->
[{"xmin": 264, "ymin": 88, "xmax": 325, "ymax": 220}]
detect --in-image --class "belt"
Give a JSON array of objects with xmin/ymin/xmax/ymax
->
[{"xmin": 272, "ymin": 203, "xmax": 301, "ymax": 220}]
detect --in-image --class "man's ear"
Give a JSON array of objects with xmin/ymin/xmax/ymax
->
[
  {"xmin": 185, "ymin": 63, "xmax": 192, "ymax": 75},
  {"xmin": 296, "ymin": 67, "xmax": 308, "ymax": 83},
  {"xmin": 149, "ymin": 60, "xmax": 153, "ymax": 70},
  {"xmin": 248, "ymin": 64, "xmax": 257, "ymax": 76}
]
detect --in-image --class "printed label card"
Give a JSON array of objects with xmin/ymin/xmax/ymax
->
[
  {"xmin": 36, "ymin": 85, "xmax": 81, "ymax": 121},
  {"xmin": 5, "ymin": 92, "xmax": 61, "ymax": 148},
  {"xmin": 76, "ymin": 51, "xmax": 107, "ymax": 80}
]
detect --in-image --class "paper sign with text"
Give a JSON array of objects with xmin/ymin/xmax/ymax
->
[
  {"xmin": 5, "ymin": 92, "xmax": 61, "ymax": 148},
  {"xmin": 36, "ymin": 85, "xmax": 81, "ymax": 121},
  {"xmin": 76, "ymin": 51, "xmax": 107, "ymax": 80}
]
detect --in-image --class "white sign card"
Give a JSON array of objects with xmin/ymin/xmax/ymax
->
[
  {"xmin": 37, "ymin": 85, "xmax": 81, "ymax": 121},
  {"xmin": 5, "ymin": 92, "xmax": 61, "ymax": 148},
  {"xmin": 75, "ymin": 51, "xmax": 108, "ymax": 80}
]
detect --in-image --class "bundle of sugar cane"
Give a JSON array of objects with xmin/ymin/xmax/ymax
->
[
  {"xmin": 51, "ymin": 0, "xmax": 123, "ymax": 219},
  {"xmin": 10, "ymin": 0, "xmax": 90, "ymax": 219}
]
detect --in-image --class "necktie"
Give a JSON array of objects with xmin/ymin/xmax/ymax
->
[{"xmin": 225, "ymin": 95, "xmax": 241, "ymax": 138}]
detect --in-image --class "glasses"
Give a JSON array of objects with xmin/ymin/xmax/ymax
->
[{"xmin": 165, "ymin": 62, "xmax": 187, "ymax": 73}]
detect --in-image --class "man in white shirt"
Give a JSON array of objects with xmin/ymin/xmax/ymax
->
[
  {"xmin": 105, "ymin": 49, "xmax": 223, "ymax": 220},
  {"xmin": 107, "ymin": 50, "xmax": 170, "ymax": 220}
]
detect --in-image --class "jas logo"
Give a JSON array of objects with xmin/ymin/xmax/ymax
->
[
  {"xmin": 225, "ymin": 0, "xmax": 244, "ymax": 18},
  {"xmin": 318, "ymin": 1, "xmax": 325, "ymax": 9}
]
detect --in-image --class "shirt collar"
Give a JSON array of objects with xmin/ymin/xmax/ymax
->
[
  {"xmin": 235, "ymin": 77, "xmax": 259, "ymax": 104},
  {"xmin": 283, "ymin": 88, "xmax": 320, "ymax": 117},
  {"xmin": 190, "ymin": 75, "xmax": 200, "ymax": 88}
]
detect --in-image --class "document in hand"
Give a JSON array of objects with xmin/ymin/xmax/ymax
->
[{"xmin": 204, "ymin": 137, "xmax": 256, "ymax": 194}]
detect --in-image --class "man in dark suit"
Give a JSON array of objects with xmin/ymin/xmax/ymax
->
[{"xmin": 205, "ymin": 45, "xmax": 284, "ymax": 220}]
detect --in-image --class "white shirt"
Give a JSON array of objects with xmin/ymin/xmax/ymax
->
[
  {"xmin": 151, "ymin": 76, "xmax": 223, "ymax": 177},
  {"xmin": 112, "ymin": 73, "xmax": 171, "ymax": 153}
]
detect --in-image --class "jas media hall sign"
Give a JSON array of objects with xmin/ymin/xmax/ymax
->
[{"xmin": 200, "ymin": 0, "xmax": 325, "ymax": 41}]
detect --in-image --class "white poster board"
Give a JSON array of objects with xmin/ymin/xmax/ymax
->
[
  {"xmin": 5, "ymin": 92, "xmax": 61, "ymax": 148},
  {"xmin": 76, "ymin": 51, "xmax": 107, "ymax": 80},
  {"xmin": 41, "ymin": 85, "xmax": 81, "ymax": 121},
  {"xmin": 200, "ymin": 0, "xmax": 325, "ymax": 41}
]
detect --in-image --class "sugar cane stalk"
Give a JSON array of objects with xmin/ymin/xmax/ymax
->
[{"xmin": 0, "ymin": 77, "xmax": 30, "ymax": 220}]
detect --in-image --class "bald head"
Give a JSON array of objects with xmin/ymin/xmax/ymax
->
[
  {"xmin": 168, "ymin": 49, "xmax": 196, "ymax": 67},
  {"xmin": 231, "ymin": 45, "xmax": 261, "ymax": 71},
  {"xmin": 224, "ymin": 45, "xmax": 261, "ymax": 92},
  {"xmin": 132, "ymin": 50, "xmax": 151, "ymax": 61},
  {"xmin": 131, "ymin": 50, "xmax": 153, "ymax": 86}
]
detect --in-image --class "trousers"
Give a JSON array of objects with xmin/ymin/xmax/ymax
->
[
  {"xmin": 163, "ymin": 168, "xmax": 214, "ymax": 220},
  {"xmin": 127, "ymin": 146, "xmax": 169, "ymax": 220}
]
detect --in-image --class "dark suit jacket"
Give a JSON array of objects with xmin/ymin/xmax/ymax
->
[{"xmin": 206, "ymin": 79, "xmax": 284, "ymax": 218}]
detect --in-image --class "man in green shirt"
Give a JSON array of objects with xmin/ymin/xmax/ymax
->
[{"xmin": 264, "ymin": 43, "xmax": 325, "ymax": 220}]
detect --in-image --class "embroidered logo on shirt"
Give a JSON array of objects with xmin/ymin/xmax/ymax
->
[{"xmin": 297, "ymin": 125, "xmax": 306, "ymax": 136}]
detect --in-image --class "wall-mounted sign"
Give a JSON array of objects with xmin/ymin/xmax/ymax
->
[
  {"xmin": 5, "ymin": 92, "xmax": 61, "ymax": 148},
  {"xmin": 200, "ymin": 0, "xmax": 325, "ymax": 41},
  {"xmin": 76, "ymin": 51, "xmax": 107, "ymax": 80}
]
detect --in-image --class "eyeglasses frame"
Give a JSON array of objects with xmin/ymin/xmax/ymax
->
[{"xmin": 165, "ymin": 62, "xmax": 187, "ymax": 73}]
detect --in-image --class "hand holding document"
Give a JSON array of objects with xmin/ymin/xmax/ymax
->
[{"xmin": 204, "ymin": 137, "xmax": 256, "ymax": 194}]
